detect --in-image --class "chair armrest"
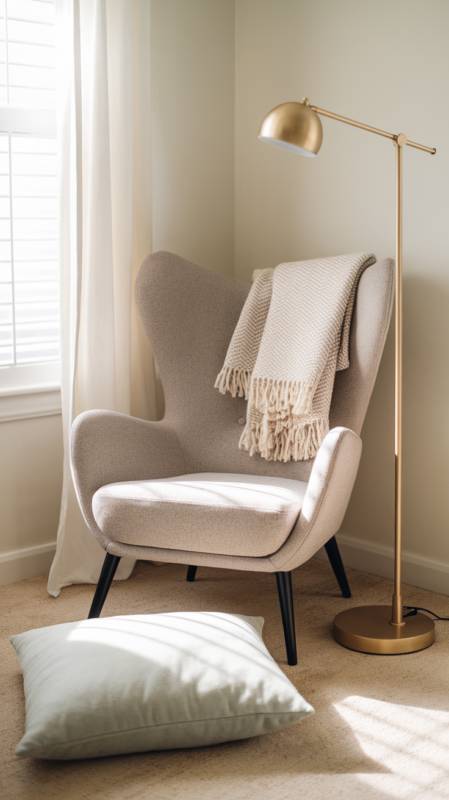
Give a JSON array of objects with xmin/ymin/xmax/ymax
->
[
  {"xmin": 269, "ymin": 426, "xmax": 362, "ymax": 572},
  {"xmin": 71, "ymin": 410, "xmax": 187, "ymax": 547}
]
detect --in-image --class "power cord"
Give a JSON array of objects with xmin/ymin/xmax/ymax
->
[{"xmin": 403, "ymin": 606, "xmax": 449, "ymax": 621}]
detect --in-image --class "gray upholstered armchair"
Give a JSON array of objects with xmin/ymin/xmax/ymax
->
[{"xmin": 71, "ymin": 251, "xmax": 394, "ymax": 665}]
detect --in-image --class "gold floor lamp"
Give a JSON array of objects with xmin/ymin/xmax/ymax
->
[{"xmin": 259, "ymin": 98, "xmax": 436, "ymax": 654}]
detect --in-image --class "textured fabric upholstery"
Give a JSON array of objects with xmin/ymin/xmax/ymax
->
[
  {"xmin": 269, "ymin": 427, "xmax": 362, "ymax": 572},
  {"xmin": 71, "ymin": 411, "xmax": 186, "ymax": 550},
  {"xmin": 93, "ymin": 474, "xmax": 307, "ymax": 557},
  {"xmin": 104, "ymin": 427, "xmax": 362, "ymax": 573},
  {"xmin": 71, "ymin": 251, "xmax": 394, "ymax": 572},
  {"xmin": 129, "ymin": 252, "xmax": 394, "ymax": 482}
]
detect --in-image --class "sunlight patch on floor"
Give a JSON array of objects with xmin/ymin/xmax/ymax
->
[{"xmin": 335, "ymin": 696, "xmax": 449, "ymax": 799}]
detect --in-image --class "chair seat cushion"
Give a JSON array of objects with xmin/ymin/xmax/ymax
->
[{"xmin": 92, "ymin": 473, "xmax": 307, "ymax": 557}]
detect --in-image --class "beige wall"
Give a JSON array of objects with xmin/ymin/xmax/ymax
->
[
  {"xmin": 0, "ymin": 415, "xmax": 63, "ymax": 583},
  {"xmin": 151, "ymin": 0, "xmax": 235, "ymax": 277},
  {"xmin": 235, "ymin": 0, "xmax": 449, "ymax": 586}
]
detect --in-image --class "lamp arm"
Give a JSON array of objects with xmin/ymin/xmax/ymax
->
[{"xmin": 309, "ymin": 103, "xmax": 436, "ymax": 154}]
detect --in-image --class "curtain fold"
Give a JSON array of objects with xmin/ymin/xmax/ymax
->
[{"xmin": 48, "ymin": 0, "xmax": 156, "ymax": 597}]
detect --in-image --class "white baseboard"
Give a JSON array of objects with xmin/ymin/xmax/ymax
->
[
  {"xmin": 314, "ymin": 533, "xmax": 449, "ymax": 597},
  {"xmin": 0, "ymin": 542, "xmax": 56, "ymax": 585}
]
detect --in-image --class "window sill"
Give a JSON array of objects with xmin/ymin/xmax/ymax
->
[{"xmin": 0, "ymin": 384, "xmax": 62, "ymax": 423}]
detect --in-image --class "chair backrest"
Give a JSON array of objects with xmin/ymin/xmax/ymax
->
[{"xmin": 135, "ymin": 251, "xmax": 394, "ymax": 483}]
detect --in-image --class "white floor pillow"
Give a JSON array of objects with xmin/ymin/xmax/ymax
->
[{"xmin": 10, "ymin": 612, "xmax": 314, "ymax": 760}]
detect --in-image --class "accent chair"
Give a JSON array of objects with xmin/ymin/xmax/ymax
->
[{"xmin": 71, "ymin": 251, "xmax": 394, "ymax": 665}]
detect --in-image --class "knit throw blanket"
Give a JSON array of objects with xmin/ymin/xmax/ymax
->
[{"xmin": 215, "ymin": 253, "xmax": 375, "ymax": 462}]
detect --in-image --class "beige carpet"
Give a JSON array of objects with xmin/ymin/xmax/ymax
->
[{"xmin": 1, "ymin": 558, "xmax": 449, "ymax": 800}]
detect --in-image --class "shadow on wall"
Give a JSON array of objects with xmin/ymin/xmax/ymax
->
[
  {"xmin": 402, "ymin": 274, "xmax": 449, "ymax": 548},
  {"xmin": 342, "ymin": 272, "xmax": 449, "ymax": 559}
]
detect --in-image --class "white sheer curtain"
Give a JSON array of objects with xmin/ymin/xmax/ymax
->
[{"xmin": 48, "ymin": 0, "xmax": 156, "ymax": 597}]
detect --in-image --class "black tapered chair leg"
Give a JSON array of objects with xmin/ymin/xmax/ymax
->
[
  {"xmin": 275, "ymin": 571, "xmax": 297, "ymax": 666},
  {"xmin": 186, "ymin": 565, "xmax": 197, "ymax": 582},
  {"xmin": 88, "ymin": 553, "xmax": 121, "ymax": 619},
  {"xmin": 324, "ymin": 535, "xmax": 351, "ymax": 598}
]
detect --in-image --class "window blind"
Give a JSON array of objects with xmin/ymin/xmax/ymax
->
[{"xmin": 0, "ymin": 0, "xmax": 57, "ymax": 386}]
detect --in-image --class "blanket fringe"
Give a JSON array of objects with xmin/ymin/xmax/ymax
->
[
  {"xmin": 248, "ymin": 376, "xmax": 316, "ymax": 416},
  {"xmin": 214, "ymin": 366, "xmax": 252, "ymax": 399},
  {"xmin": 239, "ymin": 415, "xmax": 329, "ymax": 462}
]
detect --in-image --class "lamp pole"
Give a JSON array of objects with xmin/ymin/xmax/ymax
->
[{"xmin": 393, "ymin": 134, "xmax": 405, "ymax": 627}]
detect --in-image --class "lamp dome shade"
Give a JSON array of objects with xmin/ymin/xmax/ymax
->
[{"xmin": 258, "ymin": 101, "xmax": 323, "ymax": 157}]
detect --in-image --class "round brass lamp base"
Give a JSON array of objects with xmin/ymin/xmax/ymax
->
[{"xmin": 333, "ymin": 605, "xmax": 435, "ymax": 654}]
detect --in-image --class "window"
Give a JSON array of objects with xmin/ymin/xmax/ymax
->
[{"xmin": 0, "ymin": 0, "xmax": 58, "ymax": 405}]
